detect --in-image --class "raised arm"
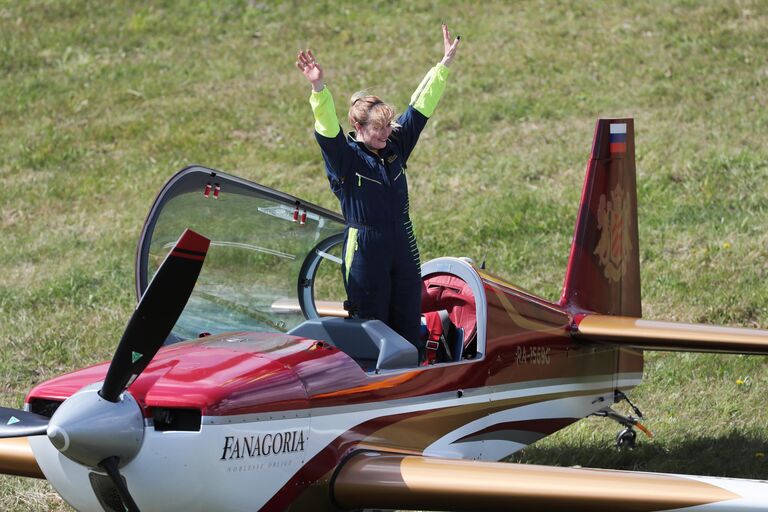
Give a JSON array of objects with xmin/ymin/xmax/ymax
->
[
  {"xmin": 395, "ymin": 25, "xmax": 461, "ymax": 162},
  {"xmin": 409, "ymin": 24, "xmax": 461, "ymax": 118},
  {"xmin": 296, "ymin": 49, "xmax": 352, "ymax": 184},
  {"xmin": 296, "ymin": 49, "xmax": 341, "ymax": 139}
]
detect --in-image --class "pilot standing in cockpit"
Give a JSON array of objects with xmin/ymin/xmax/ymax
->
[{"xmin": 296, "ymin": 25, "xmax": 460, "ymax": 361}]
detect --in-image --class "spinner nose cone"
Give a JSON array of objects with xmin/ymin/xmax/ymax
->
[
  {"xmin": 46, "ymin": 383, "xmax": 145, "ymax": 468},
  {"xmin": 47, "ymin": 423, "xmax": 70, "ymax": 451}
]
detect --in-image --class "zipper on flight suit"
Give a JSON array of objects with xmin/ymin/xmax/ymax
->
[{"xmin": 355, "ymin": 172, "xmax": 382, "ymax": 187}]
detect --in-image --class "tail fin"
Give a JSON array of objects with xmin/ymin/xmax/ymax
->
[{"xmin": 559, "ymin": 119, "xmax": 641, "ymax": 317}]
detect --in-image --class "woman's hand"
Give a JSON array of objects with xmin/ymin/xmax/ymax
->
[
  {"xmin": 296, "ymin": 49, "xmax": 324, "ymax": 92},
  {"xmin": 440, "ymin": 24, "xmax": 461, "ymax": 67}
]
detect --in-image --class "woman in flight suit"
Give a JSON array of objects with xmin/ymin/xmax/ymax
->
[{"xmin": 296, "ymin": 24, "xmax": 460, "ymax": 360}]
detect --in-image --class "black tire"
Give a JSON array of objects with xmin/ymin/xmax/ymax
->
[{"xmin": 616, "ymin": 427, "xmax": 637, "ymax": 449}]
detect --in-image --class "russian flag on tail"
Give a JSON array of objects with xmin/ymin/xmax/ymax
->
[{"xmin": 610, "ymin": 123, "xmax": 627, "ymax": 154}]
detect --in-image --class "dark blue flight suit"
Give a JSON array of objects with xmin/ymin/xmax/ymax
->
[{"xmin": 309, "ymin": 63, "xmax": 451, "ymax": 354}]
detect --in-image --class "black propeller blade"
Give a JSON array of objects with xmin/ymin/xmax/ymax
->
[
  {"xmin": 99, "ymin": 456, "xmax": 141, "ymax": 512},
  {"xmin": 0, "ymin": 407, "xmax": 49, "ymax": 438},
  {"xmin": 99, "ymin": 229, "xmax": 210, "ymax": 402},
  {"xmin": 0, "ymin": 229, "xmax": 209, "ymax": 511}
]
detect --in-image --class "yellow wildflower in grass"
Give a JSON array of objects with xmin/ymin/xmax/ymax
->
[{"xmin": 723, "ymin": 242, "xmax": 731, "ymax": 249}]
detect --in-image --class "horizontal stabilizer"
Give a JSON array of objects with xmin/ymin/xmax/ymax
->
[
  {"xmin": 574, "ymin": 315, "xmax": 768, "ymax": 354},
  {"xmin": 332, "ymin": 451, "xmax": 766, "ymax": 512}
]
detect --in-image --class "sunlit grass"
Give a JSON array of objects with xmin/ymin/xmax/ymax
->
[{"xmin": 1, "ymin": 0, "xmax": 767, "ymax": 509}]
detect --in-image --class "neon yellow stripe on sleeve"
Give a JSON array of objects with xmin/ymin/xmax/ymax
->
[
  {"xmin": 310, "ymin": 87, "xmax": 341, "ymax": 138},
  {"xmin": 409, "ymin": 63, "xmax": 450, "ymax": 118}
]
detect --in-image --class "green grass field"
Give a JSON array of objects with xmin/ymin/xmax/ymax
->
[{"xmin": 1, "ymin": 0, "xmax": 767, "ymax": 509}]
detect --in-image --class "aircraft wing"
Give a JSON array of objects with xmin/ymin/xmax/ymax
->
[
  {"xmin": 332, "ymin": 451, "xmax": 767, "ymax": 512},
  {"xmin": 0, "ymin": 438, "xmax": 43, "ymax": 478},
  {"xmin": 573, "ymin": 314, "xmax": 768, "ymax": 354}
]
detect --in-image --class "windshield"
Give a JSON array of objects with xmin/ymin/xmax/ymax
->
[{"xmin": 136, "ymin": 167, "xmax": 346, "ymax": 341}]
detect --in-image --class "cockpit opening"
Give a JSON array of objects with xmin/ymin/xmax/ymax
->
[
  {"xmin": 291, "ymin": 249, "xmax": 486, "ymax": 371},
  {"xmin": 136, "ymin": 167, "xmax": 485, "ymax": 371}
]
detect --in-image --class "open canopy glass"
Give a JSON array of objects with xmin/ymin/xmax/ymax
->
[{"xmin": 136, "ymin": 166, "xmax": 347, "ymax": 341}]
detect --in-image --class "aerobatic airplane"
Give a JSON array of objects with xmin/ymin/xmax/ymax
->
[{"xmin": 2, "ymin": 119, "xmax": 768, "ymax": 511}]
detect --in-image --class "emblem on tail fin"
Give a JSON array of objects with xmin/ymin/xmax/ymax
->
[
  {"xmin": 593, "ymin": 184, "xmax": 632, "ymax": 282},
  {"xmin": 560, "ymin": 118, "xmax": 640, "ymax": 316}
]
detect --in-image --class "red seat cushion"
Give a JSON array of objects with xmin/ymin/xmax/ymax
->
[{"xmin": 421, "ymin": 273, "xmax": 477, "ymax": 346}]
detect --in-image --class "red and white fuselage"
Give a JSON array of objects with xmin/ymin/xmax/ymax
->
[{"xmin": 27, "ymin": 262, "xmax": 640, "ymax": 511}]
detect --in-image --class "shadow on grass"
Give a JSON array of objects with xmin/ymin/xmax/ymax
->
[{"xmin": 509, "ymin": 430, "xmax": 768, "ymax": 480}]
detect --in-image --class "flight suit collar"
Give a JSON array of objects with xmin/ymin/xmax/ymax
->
[{"xmin": 347, "ymin": 132, "xmax": 399, "ymax": 186}]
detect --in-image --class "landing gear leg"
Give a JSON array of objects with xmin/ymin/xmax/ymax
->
[{"xmin": 592, "ymin": 391, "xmax": 653, "ymax": 449}]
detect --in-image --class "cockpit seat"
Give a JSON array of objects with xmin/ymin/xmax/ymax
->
[
  {"xmin": 421, "ymin": 310, "xmax": 465, "ymax": 363},
  {"xmin": 421, "ymin": 273, "xmax": 477, "ymax": 360},
  {"xmin": 288, "ymin": 317, "xmax": 418, "ymax": 371}
]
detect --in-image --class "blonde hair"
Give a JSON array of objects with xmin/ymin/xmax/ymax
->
[{"xmin": 348, "ymin": 92, "xmax": 399, "ymax": 130}]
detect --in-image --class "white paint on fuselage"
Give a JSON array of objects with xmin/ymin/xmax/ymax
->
[
  {"xmin": 32, "ymin": 417, "xmax": 312, "ymax": 511},
  {"xmin": 423, "ymin": 374, "xmax": 643, "ymax": 461},
  {"xmin": 30, "ymin": 373, "xmax": 642, "ymax": 511}
]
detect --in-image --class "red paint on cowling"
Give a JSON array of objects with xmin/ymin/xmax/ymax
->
[
  {"xmin": 143, "ymin": 349, "xmax": 309, "ymax": 415},
  {"xmin": 141, "ymin": 332, "xmax": 367, "ymax": 415},
  {"xmin": 27, "ymin": 363, "xmax": 110, "ymax": 403},
  {"xmin": 26, "ymin": 332, "xmax": 370, "ymax": 417}
]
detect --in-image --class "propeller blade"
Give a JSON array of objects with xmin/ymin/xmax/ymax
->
[
  {"xmin": 100, "ymin": 229, "xmax": 210, "ymax": 402},
  {"xmin": 99, "ymin": 456, "xmax": 141, "ymax": 512},
  {"xmin": 0, "ymin": 407, "xmax": 49, "ymax": 438}
]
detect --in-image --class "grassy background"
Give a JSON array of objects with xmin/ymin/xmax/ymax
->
[{"xmin": 1, "ymin": 0, "xmax": 767, "ymax": 509}]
